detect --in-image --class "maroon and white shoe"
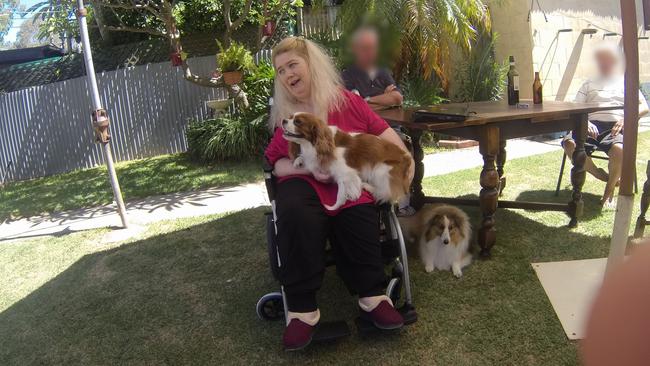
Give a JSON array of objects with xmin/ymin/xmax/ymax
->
[
  {"xmin": 283, "ymin": 318, "xmax": 317, "ymax": 351},
  {"xmin": 360, "ymin": 300, "xmax": 404, "ymax": 330}
]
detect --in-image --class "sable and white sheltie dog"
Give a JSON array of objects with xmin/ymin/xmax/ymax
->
[
  {"xmin": 281, "ymin": 112, "xmax": 412, "ymax": 210},
  {"xmin": 399, "ymin": 204, "xmax": 472, "ymax": 278}
]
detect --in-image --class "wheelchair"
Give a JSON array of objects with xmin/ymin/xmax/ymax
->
[{"xmin": 255, "ymin": 158, "xmax": 417, "ymax": 341}]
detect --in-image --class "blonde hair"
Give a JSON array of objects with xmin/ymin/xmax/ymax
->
[{"xmin": 270, "ymin": 37, "xmax": 345, "ymax": 128}]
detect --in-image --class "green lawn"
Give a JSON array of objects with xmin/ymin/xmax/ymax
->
[
  {"xmin": 0, "ymin": 133, "xmax": 648, "ymax": 365},
  {"xmin": 0, "ymin": 153, "xmax": 262, "ymax": 221}
]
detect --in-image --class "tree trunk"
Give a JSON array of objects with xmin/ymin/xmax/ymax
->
[{"xmin": 89, "ymin": 0, "xmax": 112, "ymax": 46}]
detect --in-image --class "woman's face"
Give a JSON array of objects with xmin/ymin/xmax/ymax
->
[{"xmin": 274, "ymin": 51, "xmax": 311, "ymax": 102}]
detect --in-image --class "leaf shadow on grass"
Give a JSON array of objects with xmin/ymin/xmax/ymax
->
[{"xmin": 0, "ymin": 205, "xmax": 609, "ymax": 365}]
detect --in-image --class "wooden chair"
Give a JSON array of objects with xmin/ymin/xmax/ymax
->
[
  {"xmin": 633, "ymin": 160, "xmax": 650, "ymax": 238},
  {"xmin": 555, "ymin": 142, "xmax": 638, "ymax": 196}
]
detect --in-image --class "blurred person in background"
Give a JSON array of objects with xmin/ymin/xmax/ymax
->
[
  {"xmin": 341, "ymin": 26, "xmax": 403, "ymax": 110},
  {"xmin": 342, "ymin": 26, "xmax": 414, "ymax": 216},
  {"xmin": 563, "ymin": 43, "xmax": 649, "ymax": 207}
]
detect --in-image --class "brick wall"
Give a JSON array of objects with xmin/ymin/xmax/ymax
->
[{"xmin": 490, "ymin": 0, "xmax": 650, "ymax": 102}]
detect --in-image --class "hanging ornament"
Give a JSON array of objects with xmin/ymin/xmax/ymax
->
[
  {"xmin": 170, "ymin": 51, "xmax": 183, "ymax": 67},
  {"xmin": 263, "ymin": 20, "xmax": 276, "ymax": 37}
]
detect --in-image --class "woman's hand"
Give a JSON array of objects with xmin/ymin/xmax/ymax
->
[
  {"xmin": 312, "ymin": 168, "xmax": 332, "ymax": 183},
  {"xmin": 273, "ymin": 158, "xmax": 310, "ymax": 177}
]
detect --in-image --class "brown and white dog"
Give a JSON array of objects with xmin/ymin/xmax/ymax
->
[
  {"xmin": 399, "ymin": 204, "xmax": 472, "ymax": 277},
  {"xmin": 281, "ymin": 112, "xmax": 412, "ymax": 210}
]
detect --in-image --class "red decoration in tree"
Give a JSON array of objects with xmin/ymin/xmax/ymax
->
[
  {"xmin": 170, "ymin": 52, "xmax": 183, "ymax": 67},
  {"xmin": 263, "ymin": 20, "xmax": 276, "ymax": 37}
]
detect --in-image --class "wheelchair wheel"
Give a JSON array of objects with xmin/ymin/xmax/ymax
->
[
  {"xmin": 386, "ymin": 277, "xmax": 401, "ymax": 304},
  {"xmin": 256, "ymin": 292, "xmax": 285, "ymax": 321}
]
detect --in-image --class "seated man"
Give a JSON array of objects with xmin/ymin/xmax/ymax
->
[
  {"xmin": 342, "ymin": 26, "xmax": 413, "ymax": 215},
  {"xmin": 341, "ymin": 26, "xmax": 403, "ymax": 110},
  {"xmin": 564, "ymin": 44, "xmax": 649, "ymax": 206}
]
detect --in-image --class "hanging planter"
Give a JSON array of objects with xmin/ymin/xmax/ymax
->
[
  {"xmin": 262, "ymin": 20, "xmax": 276, "ymax": 37},
  {"xmin": 216, "ymin": 41, "xmax": 254, "ymax": 86},
  {"xmin": 222, "ymin": 71, "xmax": 243, "ymax": 85},
  {"xmin": 170, "ymin": 51, "xmax": 183, "ymax": 67}
]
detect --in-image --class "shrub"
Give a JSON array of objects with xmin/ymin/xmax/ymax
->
[
  {"xmin": 187, "ymin": 59, "xmax": 275, "ymax": 163},
  {"xmin": 453, "ymin": 31, "xmax": 507, "ymax": 102},
  {"xmin": 242, "ymin": 60, "xmax": 275, "ymax": 118},
  {"xmin": 186, "ymin": 114, "xmax": 270, "ymax": 162},
  {"xmin": 400, "ymin": 75, "xmax": 447, "ymax": 107}
]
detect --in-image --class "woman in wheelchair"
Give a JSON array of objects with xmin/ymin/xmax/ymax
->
[{"xmin": 264, "ymin": 37, "xmax": 415, "ymax": 350}]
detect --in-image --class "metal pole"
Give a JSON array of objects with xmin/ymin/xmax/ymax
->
[
  {"xmin": 606, "ymin": 0, "xmax": 640, "ymax": 271},
  {"xmin": 76, "ymin": 0, "xmax": 128, "ymax": 228}
]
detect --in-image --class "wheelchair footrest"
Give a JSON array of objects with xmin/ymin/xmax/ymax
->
[
  {"xmin": 400, "ymin": 304, "xmax": 418, "ymax": 325},
  {"xmin": 355, "ymin": 304, "xmax": 417, "ymax": 335},
  {"xmin": 312, "ymin": 321, "xmax": 351, "ymax": 343}
]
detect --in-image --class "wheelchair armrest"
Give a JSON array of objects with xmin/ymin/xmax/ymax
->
[{"xmin": 263, "ymin": 157, "xmax": 277, "ymax": 202}]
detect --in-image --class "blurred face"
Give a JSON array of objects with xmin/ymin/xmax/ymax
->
[
  {"xmin": 351, "ymin": 31, "xmax": 379, "ymax": 70},
  {"xmin": 595, "ymin": 50, "xmax": 619, "ymax": 77},
  {"xmin": 274, "ymin": 51, "xmax": 312, "ymax": 102}
]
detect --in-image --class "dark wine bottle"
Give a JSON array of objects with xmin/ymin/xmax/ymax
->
[
  {"xmin": 533, "ymin": 71, "xmax": 543, "ymax": 104},
  {"xmin": 507, "ymin": 56, "xmax": 520, "ymax": 106}
]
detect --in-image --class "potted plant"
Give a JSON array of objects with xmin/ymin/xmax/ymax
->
[{"xmin": 216, "ymin": 41, "xmax": 255, "ymax": 86}]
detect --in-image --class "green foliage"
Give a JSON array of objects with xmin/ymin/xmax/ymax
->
[
  {"xmin": 338, "ymin": 0, "xmax": 490, "ymax": 88},
  {"xmin": 453, "ymin": 31, "xmax": 508, "ymax": 102},
  {"xmin": 400, "ymin": 75, "xmax": 447, "ymax": 107},
  {"xmin": 306, "ymin": 30, "xmax": 345, "ymax": 68},
  {"xmin": 186, "ymin": 114, "xmax": 270, "ymax": 162},
  {"xmin": 27, "ymin": 0, "xmax": 78, "ymax": 42},
  {"xmin": 173, "ymin": 0, "xmax": 224, "ymax": 34},
  {"xmin": 217, "ymin": 41, "xmax": 255, "ymax": 73},
  {"xmin": 242, "ymin": 60, "xmax": 275, "ymax": 118},
  {"xmin": 187, "ymin": 58, "xmax": 275, "ymax": 163},
  {"xmin": 251, "ymin": 0, "xmax": 302, "ymax": 26}
]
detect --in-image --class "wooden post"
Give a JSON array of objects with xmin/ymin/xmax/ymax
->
[{"xmin": 606, "ymin": 0, "xmax": 640, "ymax": 270}]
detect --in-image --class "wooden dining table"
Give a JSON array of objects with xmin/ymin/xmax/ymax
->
[{"xmin": 377, "ymin": 100, "xmax": 622, "ymax": 258}]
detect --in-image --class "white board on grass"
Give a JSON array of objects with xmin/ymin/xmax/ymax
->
[{"xmin": 532, "ymin": 258, "xmax": 607, "ymax": 340}]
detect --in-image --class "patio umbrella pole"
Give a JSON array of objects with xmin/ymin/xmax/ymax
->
[
  {"xmin": 76, "ymin": 0, "xmax": 129, "ymax": 228},
  {"xmin": 606, "ymin": 0, "xmax": 640, "ymax": 271}
]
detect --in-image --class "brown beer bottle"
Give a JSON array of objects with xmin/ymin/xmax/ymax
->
[{"xmin": 533, "ymin": 71, "xmax": 543, "ymax": 104}]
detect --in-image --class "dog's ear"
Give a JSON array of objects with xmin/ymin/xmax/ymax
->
[
  {"xmin": 427, "ymin": 214, "xmax": 443, "ymax": 228},
  {"xmin": 312, "ymin": 122, "xmax": 334, "ymax": 166},
  {"xmin": 424, "ymin": 214, "xmax": 443, "ymax": 241},
  {"xmin": 288, "ymin": 142, "xmax": 301, "ymax": 160}
]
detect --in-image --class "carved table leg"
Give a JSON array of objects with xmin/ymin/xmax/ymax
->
[
  {"xmin": 568, "ymin": 114, "xmax": 588, "ymax": 228},
  {"xmin": 497, "ymin": 140, "xmax": 507, "ymax": 196},
  {"xmin": 478, "ymin": 127, "xmax": 500, "ymax": 258},
  {"xmin": 408, "ymin": 128, "xmax": 425, "ymax": 210},
  {"xmin": 633, "ymin": 161, "xmax": 650, "ymax": 238}
]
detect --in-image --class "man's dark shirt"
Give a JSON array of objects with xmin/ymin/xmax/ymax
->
[{"xmin": 341, "ymin": 65, "xmax": 400, "ymax": 98}]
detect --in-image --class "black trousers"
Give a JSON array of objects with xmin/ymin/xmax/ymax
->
[{"xmin": 275, "ymin": 178, "xmax": 386, "ymax": 312}]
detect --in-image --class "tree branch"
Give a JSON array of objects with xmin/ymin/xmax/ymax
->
[
  {"xmin": 105, "ymin": 25, "xmax": 166, "ymax": 37},
  {"xmin": 230, "ymin": 0, "xmax": 254, "ymax": 30}
]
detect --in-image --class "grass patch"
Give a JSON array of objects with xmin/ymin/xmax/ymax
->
[
  {"xmin": 0, "ymin": 133, "xmax": 648, "ymax": 365},
  {"xmin": 0, "ymin": 153, "xmax": 262, "ymax": 221}
]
